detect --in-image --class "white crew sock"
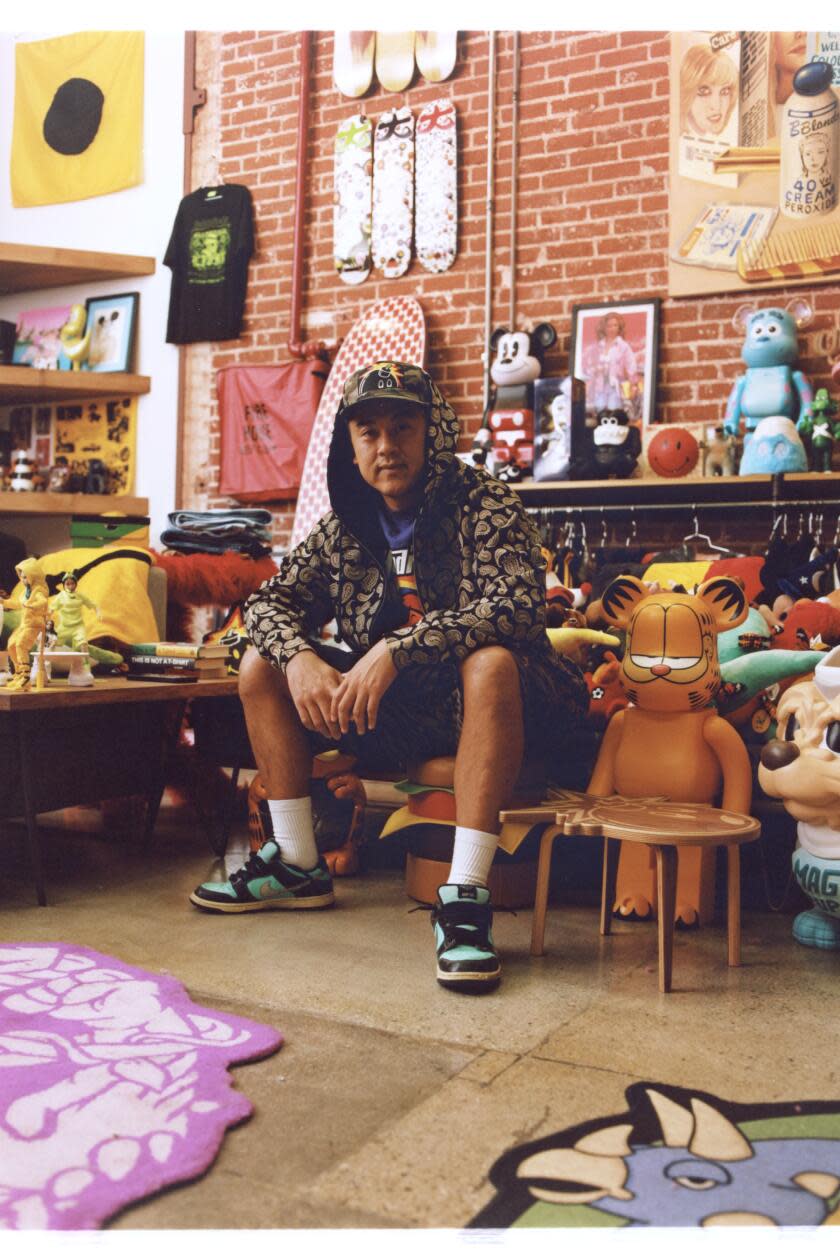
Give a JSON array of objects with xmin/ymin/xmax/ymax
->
[
  {"xmin": 266, "ymin": 796, "xmax": 319, "ymax": 870},
  {"xmin": 447, "ymin": 826, "xmax": 499, "ymax": 888}
]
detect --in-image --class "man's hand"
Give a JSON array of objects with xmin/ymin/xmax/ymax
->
[
  {"xmin": 285, "ymin": 650, "xmax": 344, "ymax": 740},
  {"xmin": 331, "ymin": 638, "xmax": 397, "ymax": 736}
]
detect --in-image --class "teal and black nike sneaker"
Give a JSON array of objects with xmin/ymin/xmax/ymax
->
[
  {"xmin": 189, "ymin": 841, "xmax": 335, "ymax": 912},
  {"xmin": 431, "ymin": 883, "xmax": 500, "ymax": 989}
]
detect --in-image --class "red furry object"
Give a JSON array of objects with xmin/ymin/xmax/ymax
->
[
  {"xmin": 773, "ymin": 599, "xmax": 840, "ymax": 652},
  {"xmin": 150, "ymin": 549, "xmax": 277, "ymax": 641}
]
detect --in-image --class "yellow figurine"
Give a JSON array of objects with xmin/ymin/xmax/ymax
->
[
  {"xmin": 2, "ymin": 557, "xmax": 50, "ymax": 691},
  {"xmin": 50, "ymin": 572, "xmax": 99, "ymax": 685},
  {"xmin": 59, "ymin": 304, "xmax": 91, "ymax": 372}
]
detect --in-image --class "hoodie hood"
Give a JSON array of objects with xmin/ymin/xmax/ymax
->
[
  {"xmin": 326, "ymin": 367, "xmax": 461, "ymax": 547},
  {"xmin": 16, "ymin": 557, "xmax": 47, "ymax": 590}
]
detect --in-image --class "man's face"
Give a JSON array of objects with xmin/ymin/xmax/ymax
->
[{"xmin": 347, "ymin": 401, "xmax": 427, "ymax": 511}]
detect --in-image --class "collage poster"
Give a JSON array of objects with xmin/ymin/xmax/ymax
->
[{"xmin": 669, "ymin": 31, "xmax": 840, "ymax": 297}]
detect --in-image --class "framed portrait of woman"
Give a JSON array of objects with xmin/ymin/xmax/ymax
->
[{"xmin": 569, "ymin": 298, "xmax": 661, "ymax": 428}]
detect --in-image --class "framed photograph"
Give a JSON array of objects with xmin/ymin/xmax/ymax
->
[
  {"xmin": 569, "ymin": 298, "xmax": 661, "ymax": 427},
  {"xmin": 12, "ymin": 304, "xmax": 73, "ymax": 370},
  {"xmin": 84, "ymin": 292, "xmax": 139, "ymax": 373}
]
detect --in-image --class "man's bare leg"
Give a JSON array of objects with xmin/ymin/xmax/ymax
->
[
  {"xmin": 237, "ymin": 645, "xmax": 313, "ymax": 799},
  {"xmin": 454, "ymin": 645, "xmax": 524, "ymax": 834}
]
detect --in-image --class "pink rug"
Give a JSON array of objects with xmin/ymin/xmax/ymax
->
[{"xmin": 0, "ymin": 943, "xmax": 283, "ymax": 1229}]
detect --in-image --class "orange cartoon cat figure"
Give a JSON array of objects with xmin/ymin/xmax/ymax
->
[{"xmin": 588, "ymin": 574, "xmax": 753, "ymax": 926}]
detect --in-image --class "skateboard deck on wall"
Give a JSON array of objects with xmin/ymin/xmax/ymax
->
[
  {"xmin": 375, "ymin": 31, "xmax": 415, "ymax": 93},
  {"xmin": 334, "ymin": 114, "xmax": 373, "ymax": 286},
  {"xmin": 415, "ymin": 31, "xmax": 458, "ymax": 83},
  {"xmin": 291, "ymin": 297, "xmax": 427, "ymax": 547},
  {"xmin": 415, "ymin": 99, "xmax": 458, "ymax": 273},
  {"xmin": 372, "ymin": 106, "xmax": 415, "ymax": 279},
  {"xmin": 333, "ymin": 31, "xmax": 375, "ymax": 98}
]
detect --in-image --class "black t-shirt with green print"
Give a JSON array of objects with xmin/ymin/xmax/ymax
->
[{"xmin": 164, "ymin": 184, "xmax": 254, "ymax": 344}]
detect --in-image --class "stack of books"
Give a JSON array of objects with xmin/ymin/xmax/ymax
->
[{"xmin": 125, "ymin": 641, "xmax": 231, "ymax": 682}]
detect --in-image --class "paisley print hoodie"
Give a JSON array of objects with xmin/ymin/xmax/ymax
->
[{"xmin": 243, "ymin": 379, "xmax": 587, "ymax": 724}]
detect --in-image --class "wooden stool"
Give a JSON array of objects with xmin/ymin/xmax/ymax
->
[{"xmin": 503, "ymin": 793, "xmax": 760, "ymax": 993}]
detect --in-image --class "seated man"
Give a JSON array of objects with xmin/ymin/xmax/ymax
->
[{"xmin": 190, "ymin": 361, "xmax": 588, "ymax": 990}]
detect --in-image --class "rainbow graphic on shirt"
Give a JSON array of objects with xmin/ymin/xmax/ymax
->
[{"xmin": 391, "ymin": 547, "xmax": 424, "ymax": 626}]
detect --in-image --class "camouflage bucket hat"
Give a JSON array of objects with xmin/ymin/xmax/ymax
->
[{"xmin": 337, "ymin": 361, "xmax": 433, "ymax": 422}]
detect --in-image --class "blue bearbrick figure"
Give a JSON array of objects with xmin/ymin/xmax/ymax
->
[{"xmin": 723, "ymin": 299, "xmax": 814, "ymax": 473}]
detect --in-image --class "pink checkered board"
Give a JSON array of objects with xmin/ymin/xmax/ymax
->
[{"xmin": 290, "ymin": 297, "xmax": 427, "ymax": 546}]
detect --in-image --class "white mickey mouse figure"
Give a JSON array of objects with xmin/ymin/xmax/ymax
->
[{"xmin": 476, "ymin": 323, "xmax": 556, "ymax": 482}]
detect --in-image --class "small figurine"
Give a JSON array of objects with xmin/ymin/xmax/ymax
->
[
  {"xmin": 758, "ymin": 645, "xmax": 840, "ymax": 948},
  {"xmin": 475, "ymin": 323, "xmax": 557, "ymax": 481},
  {"xmin": 587, "ymin": 574, "xmax": 753, "ymax": 925},
  {"xmin": 2, "ymin": 557, "xmax": 50, "ymax": 691},
  {"xmin": 9, "ymin": 450, "xmax": 36, "ymax": 493},
  {"xmin": 47, "ymin": 458, "xmax": 72, "ymax": 493},
  {"xmin": 49, "ymin": 571, "xmax": 100, "ymax": 686},
  {"xmin": 723, "ymin": 300, "xmax": 814, "ymax": 472},
  {"xmin": 532, "ymin": 378, "xmax": 572, "ymax": 481},
  {"xmin": 570, "ymin": 409, "xmax": 641, "ymax": 479},
  {"xmin": 798, "ymin": 387, "xmax": 840, "ymax": 472},
  {"xmin": 59, "ymin": 303, "xmax": 91, "ymax": 372},
  {"xmin": 84, "ymin": 459, "xmax": 109, "ymax": 496},
  {"xmin": 701, "ymin": 424, "xmax": 737, "ymax": 476}
]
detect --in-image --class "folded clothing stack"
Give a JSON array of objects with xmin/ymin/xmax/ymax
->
[{"xmin": 159, "ymin": 509, "xmax": 273, "ymax": 557}]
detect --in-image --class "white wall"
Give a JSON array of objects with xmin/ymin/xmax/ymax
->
[{"xmin": 0, "ymin": 30, "xmax": 186, "ymax": 546}]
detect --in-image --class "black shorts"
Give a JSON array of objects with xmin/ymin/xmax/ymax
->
[{"xmin": 306, "ymin": 641, "xmax": 588, "ymax": 777}]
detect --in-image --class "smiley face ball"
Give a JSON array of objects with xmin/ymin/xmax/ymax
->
[{"xmin": 647, "ymin": 427, "xmax": 699, "ymax": 478}]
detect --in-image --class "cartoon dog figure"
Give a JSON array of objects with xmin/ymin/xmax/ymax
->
[
  {"xmin": 588, "ymin": 574, "xmax": 753, "ymax": 925},
  {"xmin": 759, "ymin": 644, "xmax": 840, "ymax": 948}
]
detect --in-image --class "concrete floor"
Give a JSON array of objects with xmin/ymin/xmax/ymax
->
[{"xmin": 3, "ymin": 799, "xmax": 840, "ymax": 1238}]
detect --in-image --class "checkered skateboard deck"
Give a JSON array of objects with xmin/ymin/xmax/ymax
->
[
  {"xmin": 291, "ymin": 297, "xmax": 427, "ymax": 547},
  {"xmin": 415, "ymin": 99, "xmax": 458, "ymax": 273},
  {"xmin": 372, "ymin": 106, "xmax": 415, "ymax": 279},
  {"xmin": 334, "ymin": 114, "xmax": 373, "ymax": 285}
]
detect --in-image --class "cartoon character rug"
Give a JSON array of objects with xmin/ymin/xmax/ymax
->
[
  {"xmin": 472, "ymin": 1082, "xmax": 840, "ymax": 1229},
  {"xmin": 0, "ymin": 943, "xmax": 282, "ymax": 1229}
]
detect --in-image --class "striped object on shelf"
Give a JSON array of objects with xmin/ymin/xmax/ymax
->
[{"xmin": 737, "ymin": 221, "xmax": 840, "ymax": 283}]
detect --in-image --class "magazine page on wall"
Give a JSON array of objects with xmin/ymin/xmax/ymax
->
[{"xmin": 668, "ymin": 30, "xmax": 840, "ymax": 297}]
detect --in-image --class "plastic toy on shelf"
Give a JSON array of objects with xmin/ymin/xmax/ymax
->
[
  {"xmin": 472, "ymin": 323, "xmax": 556, "ymax": 482},
  {"xmin": 723, "ymin": 300, "xmax": 814, "ymax": 472},
  {"xmin": 798, "ymin": 388, "xmax": 840, "ymax": 472},
  {"xmin": 2, "ymin": 557, "xmax": 50, "ymax": 692}
]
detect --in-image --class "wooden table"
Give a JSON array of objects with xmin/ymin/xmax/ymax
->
[
  {"xmin": 501, "ymin": 793, "xmax": 761, "ymax": 993},
  {"xmin": 0, "ymin": 675, "xmax": 239, "ymax": 905}
]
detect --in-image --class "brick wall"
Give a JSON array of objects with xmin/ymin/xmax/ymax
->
[{"xmin": 184, "ymin": 29, "xmax": 840, "ymax": 547}]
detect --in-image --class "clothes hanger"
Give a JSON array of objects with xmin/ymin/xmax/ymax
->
[{"xmin": 682, "ymin": 510, "xmax": 731, "ymax": 555}]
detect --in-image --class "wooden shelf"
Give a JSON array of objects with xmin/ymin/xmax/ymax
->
[
  {"xmin": 0, "ymin": 366, "xmax": 151, "ymax": 406},
  {"xmin": 0, "ymin": 242, "xmax": 156, "ymax": 296},
  {"xmin": 514, "ymin": 471, "xmax": 840, "ymax": 509},
  {"xmin": 0, "ymin": 491, "xmax": 148, "ymax": 517}
]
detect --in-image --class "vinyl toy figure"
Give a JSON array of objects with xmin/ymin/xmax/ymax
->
[
  {"xmin": 723, "ymin": 300, "xmax": 814, "ymax": 471},
  {"xmin": 472, "ymin": 323, "xmax": 557, "ymax": 481},
  {"xmin": 759, "ymin": 645, "xmax": 840, "ymax": 948},
  {"xmin": 587, "ymin": 574, "xmax": 753, "ymax": 925},
  {"xmin": 2, "ymin": 557, "xmax": 50, "ymax": 691},
  {"xmin": 798, "ymin": 387, "xmax": 840, "ymax": 472}
]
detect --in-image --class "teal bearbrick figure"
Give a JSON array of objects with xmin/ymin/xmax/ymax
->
[
  {"xmin": 723, "ymin": 299, "xmax": 814, "ymax": 472},
  {"xmin": 799, "ymin": 388, "xmax": 840, "ymax": 472}
]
